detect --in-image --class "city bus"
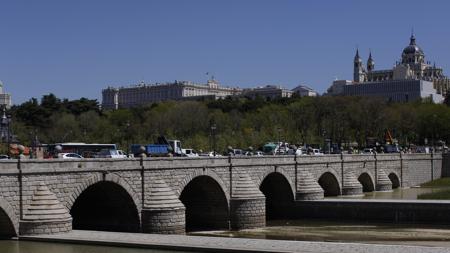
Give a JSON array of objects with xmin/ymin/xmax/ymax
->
[{"xmin": 45, "ymin": 143, "xmax": 118, "ymax": 158}]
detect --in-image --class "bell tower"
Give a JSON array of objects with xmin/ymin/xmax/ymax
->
[
  {"xmin": 367, "ymin": 51, "xmax": 374, "ymax": 72},
  {"xmin": 353, "ymin": 49, "xmax": 366, "ymax": 82}
]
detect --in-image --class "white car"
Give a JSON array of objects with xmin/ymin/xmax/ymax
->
[
  {"xmin": 253, "ymin": 151, "xmax": 264, "ymax": 156},
  {"xmin": 58, "ymin": 153, "xmax": 83, "ymax": 159},
  {"xmin": 362, "ymin": 148, "xmax": 374, "ymax": 154},
  {"xmin": 208, "ymin": 151, "xmax": 222, "ymax": 157},
  {"xmin": 311, "ymin": 149, "xmax": 323, "ymax": 155},
  {"xmin": 182, "ymin": 149, "xmax": 199, "ymax": 157}
]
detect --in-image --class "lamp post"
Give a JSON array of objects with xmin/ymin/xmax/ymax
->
[
  {"xmin": 433, "ymin": 114, "xmax": 437, "ymax": 153},
  {"xmin": 0, "ymin": 107, "xmax": 11, "ymax": 156},
  {"xmin": 211, "ymin": 122, "xmax": 217, "ymax": 157},
  {"xmin": 125, "ymin": 121, "xmax": 131, "ymax": 156},
  {"xmin": 321, "ymin": 129, "xmax": 326, "ymax": 148},
  {"xmin": 277, "ymin": 127, "xmax": 282, "ymax": 155}
]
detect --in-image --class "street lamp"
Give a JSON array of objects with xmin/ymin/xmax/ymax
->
[
  {"xmin": 211, "ymin": 123, "xmax": 217, "ymax": 157},
  {"xmin": 0, "ymin": 107, "xmax": 11, "ymax": 156},
  {"xmin": 277, "ymin": 127, "xmax": 282, "ymax": 155},
  {"xmin": 126, "ymin": 121, "xmax": 131, "ymax": 156},
  {"xmin": 432, "ymin": 114, "xmax": 437, "ymax": 153}
]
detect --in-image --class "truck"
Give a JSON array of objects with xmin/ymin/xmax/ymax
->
[
  {"xmin": 130, "ymin": 144, "xmax": 172, "ymax": 157},
  {"xmin": 131, "ymin": 136, "xmax": 184, "ymax": 157}
]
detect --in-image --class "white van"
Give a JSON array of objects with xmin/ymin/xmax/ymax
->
[
  {"xmin": 182, "ymin": 149, "xmax": 199, "ymax": 157},
  {"xmin": 96, "ymin": 149, "xmax": 127, "ymax": 158}
]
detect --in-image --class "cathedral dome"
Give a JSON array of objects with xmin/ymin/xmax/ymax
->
[
  {"xmin": 403, "ymin": 45, "xmax": 423, "ymax": 54},
  {"xmin": 402, "ymin": 34, "xmax": 424, "ymax": 55}
]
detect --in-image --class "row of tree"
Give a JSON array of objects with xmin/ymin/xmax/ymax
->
[{"xmin": 6, "ymin": 93, "xmax": 450, "ymax": 153}]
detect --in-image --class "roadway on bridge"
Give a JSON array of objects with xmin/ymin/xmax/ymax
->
[{"xmin": 20, "ymin": 230, "xmax": 450, "ymax": 253}]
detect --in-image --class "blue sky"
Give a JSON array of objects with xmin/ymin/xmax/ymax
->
[{"xmin": 1, "ymin": 0, "xmax": 449, "ymax": 104}]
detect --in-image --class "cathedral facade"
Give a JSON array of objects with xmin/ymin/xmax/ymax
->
[{"xmin": 353, "ymin": 34, "xmax": 449, "ymax": 97}]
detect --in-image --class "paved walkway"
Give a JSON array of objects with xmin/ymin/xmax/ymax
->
[{"xmin": 20, "ymin": 230, "xmax": 450, "ymax": 253}]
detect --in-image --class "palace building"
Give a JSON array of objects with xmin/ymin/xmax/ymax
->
[
  {"xmin": 328, "ymin": 34, "xmax": 449, "ymax": 103},
  {"xmin": 102, "ymin": 79, "xmax": 242, "ymax": 109}
]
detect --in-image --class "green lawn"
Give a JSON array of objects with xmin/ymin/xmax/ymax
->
[
  {"xmin": 420, "ymin": 178, "xmax": 450, "ymax": 187},
  {"xmin": 418, "ymin": 178, "xmax": 450, "ymax": 199},
  {"xmin": 418, "ymin": 190, "xmax": 450, "ymax": 200}
]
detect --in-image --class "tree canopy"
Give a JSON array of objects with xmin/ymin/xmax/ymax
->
[{"xmin": 7, "ymin": 93, "xmax": 450, "ymax": 153}]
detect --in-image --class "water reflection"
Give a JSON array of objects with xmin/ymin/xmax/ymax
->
[
  {"xmin": 0, "ymin": 240, "xmax": 191, "ymax": 253},
  {"xmin": 193, "ymin": 219, "xmax": 450, "ymax": 247},
  {"xmin": 328, "ymin": 186, "xmax": 450, "ymax": 200}
]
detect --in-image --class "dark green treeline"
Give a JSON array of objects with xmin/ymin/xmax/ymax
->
[{"xmin": 7, "ymin": 93, "xmax": 450, "ymax": 153}]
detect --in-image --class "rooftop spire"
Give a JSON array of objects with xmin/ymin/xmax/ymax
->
[
  {"xmin": 354, "ymin": 48, "xmax": 361, "ymax": 61},
  {"xmin": 409, "ymin": 30, "xmax": 416, "ymax": 45}
]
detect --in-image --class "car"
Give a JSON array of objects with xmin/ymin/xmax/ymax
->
[
  {"xmin": 362, "ymin": 148, "xmax": 374, "ymax": 154},
  {"xmin": 253, "ymin": 151, "xmax": 264, "ymax": 156},
  {"xmin": 311, "ymin": 149, "xmax": 323, "ymax": 155},
  {"xmin": 207, "ymin": 151, "xmax": 222, "ymax": 157},
  {"xmin": 0, "ymin": 154, "xmax": 10, "ymax": 159},
  {"xmin": 287, "ymin": 149, "xmax": 303, "ymax": 156},
  {"xmin": 95, "ymin": 149, "xmax": 128, "ymax": 158},
  {"xmin": 229, "ymin": 149, "xmax": 244, "ymax": 156},
  {"xmin": 182, "ymin": 148, "xmax": 199, "ymax": 157},
  {"xmin": 58, "ymin": 153, "xmax": 83, "ymax": 159}
]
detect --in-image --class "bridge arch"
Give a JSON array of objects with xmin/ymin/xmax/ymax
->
[
  {"xmin": 0, "ymin": 198, "xmax": 18, "ymax": 237},
  {"xmin": 318, "ymin": 171, "xmax": 341, "ymax": 196},
  {"xmin": 259, "ymin": 171, "xmax": 295, "ymax": 220},
  {"xmin": 179, "ymin": 174, "xmax": 229, "ymax": 232},
  {"xmin": 358, "ymin": 172, "xmax": 375, "ymax": 192},
  {"xmin": 176, "ymin": 170, "xmax": 230, "ymax": 202},
  {"xmin": 69, "ymin": 173, "xmax": 141, "ymax": 232},
  {"xmin": 256, "ymin": 167, "xmax": 295, "ymax": 198},
  {"xmin": 388, "ymin": 172, "xmax": 401, "ymax": 189}
]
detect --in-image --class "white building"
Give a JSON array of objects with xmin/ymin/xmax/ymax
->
[
  {"xmin": 325, "ymin": 34, "xmax": 447, "ymax": 103},
  {"xmin": 242, "ymin": 85, "xmax": 292, "ymax": 100},
  {"xmin": 292, "ymin": 85, "xmax": 318, "ymax": 97},
  {"xmin": 102, "ymin": 79, "xmax": 242, "ymax": 109},
  {"xmin": 325, "ymin": 80, "xmax": 353, "ymax": 96},
  {"xmin": 0, "ymin": 81, "xmax": 12, "ymax": 109}
]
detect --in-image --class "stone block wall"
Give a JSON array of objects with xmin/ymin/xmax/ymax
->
[
  {"xmin": 0, "ymin": 153, "xmax": 445, "ymax": 237},
  {"xmin": 230, "ymin": 198, "xmax": 266, "ymax": 230}
]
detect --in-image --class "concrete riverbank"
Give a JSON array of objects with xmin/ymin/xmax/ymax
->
[
  {"xmin": 20, "ymin": 230, "xmax": 450, "ymax": 253},
  {"xmin": 293, "ymin": 199, "xmax": 450, "ymax": 224}
]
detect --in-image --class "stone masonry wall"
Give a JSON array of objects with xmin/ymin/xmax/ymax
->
[{"xmin": 0, "ymin": 153, "xmax": 444, "ymax": 236}]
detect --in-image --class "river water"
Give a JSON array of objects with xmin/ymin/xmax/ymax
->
[
  {"xmin": 194, "ymin": 219, "xmax": 450, "ymax": 247},
  {"xmin": 341, "ymin": 186, "xmax": 450, "ymax": 200},
  {"xmin": 193, "ymin": 186, "xmax": 450, "ymax": 247}
]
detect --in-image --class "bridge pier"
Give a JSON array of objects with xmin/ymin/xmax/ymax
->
[
  {"xmin": 341, "ymin": 172, "xmax": 363, "ymax": 196},
  {"xmin": 376, "ymin": 169, "xmax": 393, "ymax": 191},
  {"xmin": 19, "ymin": 183, "xmax": 72, "ymax": 235},
  {"xmin": 296, "ymin": 171, "xmax": 324, "ymax": 200},
  {"xmin": 142, "ymin": 178, "xmax": 185, "ymax": 234},
  {"xmin": 230, "ymin": 173, "xmax": 265, "ymax": 230}
]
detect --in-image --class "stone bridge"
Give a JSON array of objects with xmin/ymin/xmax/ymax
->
[{"xmin": 0, "ymin": 153, "xmax": 448, "ymax": 237}]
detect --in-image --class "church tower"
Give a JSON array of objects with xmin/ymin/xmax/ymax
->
[
  {"xmin": 367, "ymin": 52, "xmax": 374, "ymax": 72},
  {"xmin": 353, "ymin": 49, "xmax": 366, "ymax": 82}
]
